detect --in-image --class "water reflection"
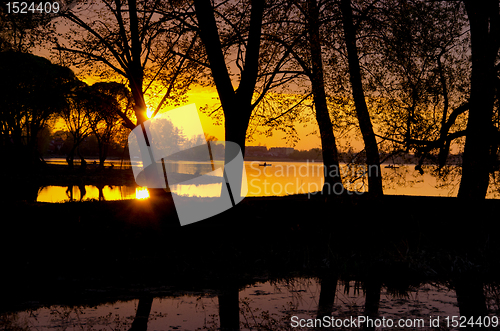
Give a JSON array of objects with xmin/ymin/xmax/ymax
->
[
  {"xmin": 7, "ymin": 277, "xmax": 499, "ymax": 330},
  {"xmin": 34, "ymin": 161, "xmax": 500, "ymax": 202},
  {"xmin": 37, "ymin": 185, "xmax": 138, "ymax": 202},
  {"xmin": 135, "ymin": 187, "xmax": 150, "ymax": 200}
]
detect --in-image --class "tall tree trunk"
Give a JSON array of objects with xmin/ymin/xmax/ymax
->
[
  {"xmin": 128, "ymin": 0, "xmax": 147, "ymax": 126},
  {"xmin": 340, "ymin": 0, "xmax": 383, "ymax": 198},
  {"xmin": 458, "ymin": 0, "xmax": 499, "ymax": 199},
  {"xmin": 124, "ymin": 0, "xmax": 167, "ymax": 196},
  {"xmin": 306, "ymin": 0, "xmax": 344, "ymax": 195}
]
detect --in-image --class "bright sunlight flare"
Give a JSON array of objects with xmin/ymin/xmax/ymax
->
[
  {"xmin": 146, "ymin": 107, "xmax": 154, "ymax": 119},
  {"xmin": 135, "ymin": 187, "xmax": 150, "ymax": 199}
]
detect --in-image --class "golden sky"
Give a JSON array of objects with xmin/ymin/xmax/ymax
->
[
  {"xmin": 55, "ymin": 76, "xmax": 325, "ymax": 151},
  {"xmin": 153, "ymin": 84, "xmax": 325, "ymax": 151}
]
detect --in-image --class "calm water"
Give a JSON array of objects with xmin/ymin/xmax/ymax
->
[
  {"xmin": 2, "ymin": 277, "xmax": 469, "ymax": 331},
  {"xmin": 37, "ymin": 160, "xmax": 500, "ymax": 202}
]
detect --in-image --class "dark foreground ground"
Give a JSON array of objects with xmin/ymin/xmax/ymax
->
[
  {"xmin": 2, "ymin": 193, "xmax": 500, "ymax": 311},
  {"xmin": 1, "ymin": 164, "xmax": 500, "ymax": 319}
]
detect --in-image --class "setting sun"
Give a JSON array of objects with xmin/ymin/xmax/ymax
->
[{"xmin": 146, "ymin": 107, "xmax": 154, "ymax": 119}]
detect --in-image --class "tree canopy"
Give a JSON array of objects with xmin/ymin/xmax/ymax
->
[{"xmin": 0, "ymin": 51, "xmax": 78, "ymax": 167}]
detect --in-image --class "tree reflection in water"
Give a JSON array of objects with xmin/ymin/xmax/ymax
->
[
  {"xmin": 29, "ymin": 163, "xmax": 500, "ymax": 202},
  {"xmin": 4, "ymin": 277, "xmax": 500, "ymax": 330},
  {"xmin": 129, "ymin": 296, "xmax": 154, "ymax": 331}
]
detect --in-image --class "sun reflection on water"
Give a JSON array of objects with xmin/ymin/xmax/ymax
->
[{"xmin": 135, "ymin": 187, "xmax": 150, "ymax": 199}]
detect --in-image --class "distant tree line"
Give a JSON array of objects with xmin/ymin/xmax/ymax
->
[
  {"xmin": 1, "ymin": 0, "xmax": 500, "ymax": 200},
  {"xmin": 0, "ymin": 51, "xmax": 133, "ymax": 173}
]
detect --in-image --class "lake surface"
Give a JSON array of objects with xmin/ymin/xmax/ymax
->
[
  {"xmin": 37, "ymin": 160, "xmax": 500, "ymax": 202},
  {"xmin": 2, "ymin": 277, "xmax": 468, "ymax": 330}
]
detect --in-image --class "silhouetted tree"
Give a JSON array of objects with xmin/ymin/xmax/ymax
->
[
  {"xmin": 372, "ymin": 0, "xmax": 469, "ymax": 168},
  {"xmin": 458, "ymin": 0, "xmax": 500, "ymax": 199},
  {"xmin": 305, "ymin": 0, "xmax": 345, "ymax": 194},
  {"xmin": 199, "ymin": 0, "xmax": 346, "ymax": 194},
  {"xmin": 55, "ymin": 0, "xmax": 201, "ymax": 128},
  {"xmin": 336, "ymin": 0, "xmax": 474, "ymax": 197},
  {"xmin": 89, "ymin": 82, "xmax": 132, "ymax": 170},
  {"xmin": 192, "ymin": 0, "xmax": 264, "ymax": 200},
  {"xmin": 257, "ymin": 0, "xmax": 347, "ymax": 193},
  {"xmin": 195, "ymin": 0, "xmax": 264, "ymax": 153},
  {"xmin": 61, "ymin": 83, "xmax": 95, "ymax": 170},
  {"xmin": 0, "ymin": 0, "xmax": 74, "ymax": 52},
  {"xmin": 0, "ymin": 51, "xmax": 77, "ymax": 171},
  {"xmin": 339, "ymin": 0, "xmax": 383, "ymax": 197}
]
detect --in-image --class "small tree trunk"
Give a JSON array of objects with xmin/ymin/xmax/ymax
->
[
  {"xmin": 97, "ymin": 139, "xmax": 109, "ymax": 171},
  {"xmin": 77, "ymin": 146, "xmax": 87, "ymax": 172},
  {"xmin": 66, "ymin": 145, "xmax": 76, "ymax": 170}
]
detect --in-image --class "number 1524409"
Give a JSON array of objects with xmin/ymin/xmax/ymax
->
[
  {"xmin": 5, "ymin": 2, "xmax": 60, "ymax": 14},
  {"xmin": 445, "ymin": 316, "xmax": 498, "ymax": 328}
]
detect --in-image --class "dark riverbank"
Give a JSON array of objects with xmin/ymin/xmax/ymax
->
[
  {"xmin": 1, "ymin": 190, "xmax": 500, "ymax": 315},
  {"xmin": 34, "ymin": 163, "xmax": 136, "ymax": 187}
]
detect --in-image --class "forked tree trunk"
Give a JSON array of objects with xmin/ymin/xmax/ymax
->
[{"xmin": 194, "ymin": 0, "xmax": 264, "ymax": 201}]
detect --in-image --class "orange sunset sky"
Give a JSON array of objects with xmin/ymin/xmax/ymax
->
[
  {"xmin": 53, "ymin": 72, "xmax": 366, "ymax": 152},
  {"xmin": 42, "ymin": 46, "xmax": 364, "ymax": 152},
  {"xmin": 145, "ymin": 84, "xmax": 331, "ymax": 151}
]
